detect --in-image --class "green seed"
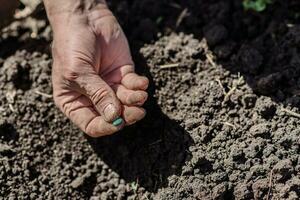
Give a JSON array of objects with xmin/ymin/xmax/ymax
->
[{"xmin": 112, "ymin": 117, "xmax": 123, "ymax": 126}]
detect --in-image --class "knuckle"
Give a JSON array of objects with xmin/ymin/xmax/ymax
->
[
  {"xmin": 91, "ymin": 87, "xmax": 111, "ymax": 106},
  {"xmin": 62, "ymin": 67, "xmax": 79, "ymax": 81}
]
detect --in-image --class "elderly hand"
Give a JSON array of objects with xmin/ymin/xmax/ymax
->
[{"xmin": 45, "ymin": 0, "xmax": 149, "ymax": 137}]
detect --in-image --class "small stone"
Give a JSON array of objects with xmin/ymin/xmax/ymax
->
[
  {"xmin": 70, "ymin": 176, "xmax": 85, "ymax": 189},
  {"xmin": 249, "ymin": 123, "xmax": 270, "ymax": 138}
]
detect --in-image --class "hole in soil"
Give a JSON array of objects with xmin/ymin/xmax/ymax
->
[
  {"xmin": 3, "ymin": 151, "xmax": 16, "ymax": 158},
  {"xmin": 197, "ymin": 158, "xmax": 213, "ymax": 173},
  {"xmin": 192, "ymin": 50, "xmax": 206, "ymax": 61},
  {"xmin": 78, "ymin": 174, "xmax": 97, "ymax": 198},
  {"xmin": 46, "ymin": 138, "xmax": 55, "ymax": 147},
  {"xmin": 0, "ymin": 39, "xmax": 20, "ymax": 59},
  {"xmin": 0, "ymin": 122, "xmax": 19, "ymax": 142},
  {"xmin": 223, "ymin": 188, "xmax": 234, "ymax": 200},
  {"xmin": 260, "ymin": 105, "xmax": 277, "ymax": 120},
  {"xmin": 12, "ymin": 66, "xmax": 32, "ymax": 91},
  {"xmin": 0, "ymin": 146, "xmax": 16, "ymax": 158},
  {"xmin": 235, "ymin": 153, "xmax": 247, "ymax": 164},
  {"xmin": 28, "ymin": 166, "xmax": 41, "ymax": 181},
  {"xmin": 18, "ymin": 1, "xmax": 26, "ymax": 9},
  {"xmin": 62, "ymin": 153, "xmax": 72, "ymax": 164}
]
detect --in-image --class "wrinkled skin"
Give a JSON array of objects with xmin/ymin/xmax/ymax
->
[{"xmin": 49, "ymin": 4, "xmax": 149, "ymax": 137}]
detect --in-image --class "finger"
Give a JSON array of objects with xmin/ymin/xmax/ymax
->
[
  {"xmin": 113, "ymin": 84, "xmax": 148, "ymax": 106},
  {"xmin": 75, "ymin": 73, "xmax": 122, "ymax": 122},
  {"xmin": 121, "ymin": 73, "xmax": 149, "ymax": 91},
  {"xmin": 73, "ymin": 107, "xmax": 124, "ymax": 137},
  {"xmin": 101, "ymin": 64, "xmax": 134, "ymax": 83},
  {"xmin": 62, "ymin": 95, "xmax": 124, "ymax": 137},
  {"xmin": 122, "ymin": 106, "xmax": 146, "ymax": 125}
]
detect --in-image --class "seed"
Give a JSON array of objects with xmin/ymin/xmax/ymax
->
[{"xmin": 112, "ymin": 117, "xmax": 123, "ymax": 126}]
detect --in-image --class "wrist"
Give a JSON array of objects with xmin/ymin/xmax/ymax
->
[
  {"xmin": 43, "ymin": 0, "xmax": 108, "ymax": 29},
  {"xmin": 43, "ymin": 0, "xmax": 107, "ymax": 15}
]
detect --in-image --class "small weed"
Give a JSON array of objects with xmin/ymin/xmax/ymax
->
[
  {"xmin": 243, "ymin": 0, "xmax": 273, "ymax": 12},
  {"xmin": 131, "ymin": 180, "xmax": 139, "ymax": 194},
  {"xmin": 156, "ymin": 16, "xmax": 164, "ymax": 25}
]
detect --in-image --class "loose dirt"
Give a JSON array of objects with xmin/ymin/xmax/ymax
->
[{"xmin": 1, "ymin": 0, "xmax": 300, "ymax": 199}]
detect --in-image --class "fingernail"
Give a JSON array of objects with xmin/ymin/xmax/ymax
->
[
  {"xmin": 112, "ymin": 117, "xmax": 123, "ymax": 126},
  {"xmin": 103, "ymin": 104, "xmax": 118, "ymax": 122},
  {"xmin": 130, "ymin": 93, "xmax": 147, "ymax": 105}
]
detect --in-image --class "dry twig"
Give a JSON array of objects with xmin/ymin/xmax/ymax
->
[
  {"xmin": 149, "ymin": 139, "xmax": 162, "ymax": 146},
  {"xmin": 206, "ymin": 53, "xmax": 217, "ymax": 68},
  {"xmin": 266, "ymin": 169, "xmax": 274, "ymax": 200},
  {"xmin": 222, "ymin": 122, "xmax": 236, "ymax": 129},
  {"xmin": 9, "ymin": 104, "xmax": 15, "ymax": 113},
  {"xmin": 176, "ymin": 8, "xmax": 188, "ymax": 28},
  {"xmin": 34, "ymin": 90, "xmax": 52, "ymax": 98},
  {"xmin": 222, "ymin": 76, "xmax": 243, "ymax": 105},
  {"xmin": 159, "ymin": 63, "xmax": 181, "ymax": 69},
  {"xmin": 169, "ymin": 2, "xmax": 182, "ymax": 9},
  {"xmin": 281, "ymin": 107, "xmax": 300, "ymax": 119},
  {"xmin": 216, "ymin": 78, "xmax": 226, "ymax": 95}
]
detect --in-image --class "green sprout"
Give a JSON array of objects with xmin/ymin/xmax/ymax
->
[
  {"xmin": 130, "ymin": 180, "xmax": 139, "ymax": 194},
  {"xmin": 243, "ymin": 0, "xmax": 273, "ymax": 12}
]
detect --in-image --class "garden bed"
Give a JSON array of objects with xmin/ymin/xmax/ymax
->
[{"xmin": 1, "ymin": 0, "xmax": 300, "ymax": 199}]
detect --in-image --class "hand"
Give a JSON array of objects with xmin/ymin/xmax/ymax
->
[{"xmin": 48, "ymin": 3, "xmax": 149, "ymax": 137}]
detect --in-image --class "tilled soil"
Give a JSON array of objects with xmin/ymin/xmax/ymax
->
[{"xmin": 1, "ymin": 0, "xmax": 300, "ymax": 200}]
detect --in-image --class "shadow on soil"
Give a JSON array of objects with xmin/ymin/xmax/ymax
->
[{"xmin": 87, "ymin": 53, "xmax": 194, "ymax": 192}]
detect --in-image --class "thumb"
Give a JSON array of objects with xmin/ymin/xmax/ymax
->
[{"xmin": 75, "ymin": 73, "xmax": 122, "ymax": 122}]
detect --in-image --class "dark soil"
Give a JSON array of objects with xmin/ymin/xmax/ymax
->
[{"xmin": 1, "ymin": 0, "xmax": 300, "ymax": 199}]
